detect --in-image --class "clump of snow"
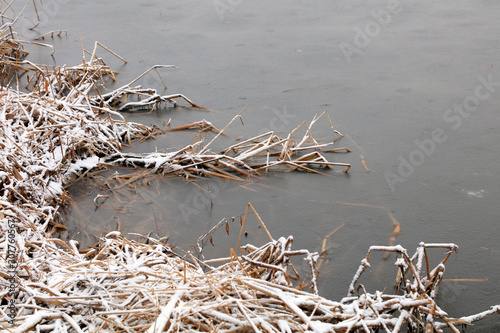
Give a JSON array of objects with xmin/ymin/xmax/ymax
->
[{"xmin": 68, "ymin": 156, "xmax": 100, "ymax": 174}]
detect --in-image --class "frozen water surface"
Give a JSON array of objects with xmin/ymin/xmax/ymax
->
[{"xmin": 15, "ymin": 0, "xmax": 500, "ymax": 330}]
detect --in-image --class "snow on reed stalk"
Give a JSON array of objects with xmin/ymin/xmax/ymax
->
[{"xmin": 0, "ymin": 5, "xmax": 499, "ymax": 332}]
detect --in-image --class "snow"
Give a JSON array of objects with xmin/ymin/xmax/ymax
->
[
  {"xmin": 369, "ymin": 245, "xmax": 406, "ymax": 253},
  {"xmin": 458, "ymin": 305, "xmax": 500, "ymax": 324},
  {"xmin": 68, "ymin": 156, "xmax": 100, "ymax": 174},
  {"xmin": 146, "ymin": 286, "xmax": 185, "ymax": 333},
  {"xmin": 13, "ymin": 310, "xmax": 61, "ymax": 333},
  {"xmin": 46, "ymin": 181, "xmax": 63, "ymax": 198}
]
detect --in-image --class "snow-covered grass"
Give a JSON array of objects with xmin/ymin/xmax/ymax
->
[{"xmin": 0, "ymin": 12, "xmax": 499, "ymax": 332}]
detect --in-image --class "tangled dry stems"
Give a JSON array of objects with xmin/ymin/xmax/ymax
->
[{"xmin": 0, "ymin": 14, "xmax": 499, "ymax": 333}]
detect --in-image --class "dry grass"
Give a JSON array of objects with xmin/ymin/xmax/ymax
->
[{"xmin": 0, "ymin": 5, "xmax": 499, "ymax": 332}]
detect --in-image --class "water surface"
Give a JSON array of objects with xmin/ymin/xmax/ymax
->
[{"xmin": 17, "ymin": 1, "xmax": 500, "ymax": 330}]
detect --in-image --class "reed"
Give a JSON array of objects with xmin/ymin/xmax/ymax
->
[{"xmin": 0, "ymin": 5, "xmax": 498, "ymax": 332}]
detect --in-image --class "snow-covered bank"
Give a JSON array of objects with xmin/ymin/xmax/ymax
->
[{"xmin": 1, "ymin": 8, "xmax": 499, "ymax": 332}]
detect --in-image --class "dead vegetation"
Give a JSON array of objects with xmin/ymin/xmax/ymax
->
[
  {"xmin": 103, "ymin": 110, "xmax": 351, "ymax": 182},
  {"xmin": 0, "ymin": 4, "xmax": 499, "ymax": 332}
]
